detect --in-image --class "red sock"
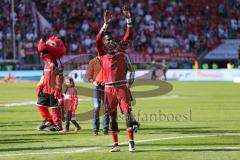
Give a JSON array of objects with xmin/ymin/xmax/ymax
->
[
  {"xmin": 51, "ymin": 108, "xmax": 62, "ymax": 127},
  {"xmin": 111, "ymin": 131, "xmax": 118, "ymax": 144},
  {"xmin": 127, "ymin": 128, "xmax": 134, "ymax": 141},
  {"xmin": 37, "ymin": 106, "xmax": 52, "ymax": 121}
]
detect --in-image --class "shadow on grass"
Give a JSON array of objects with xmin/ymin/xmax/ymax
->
[
  {"xmin": 0, "ymin": 121, "xmax": 39, "ymax": 128},
  {"xmin": 0, "ymin": 129, "xmax": 99, "ymax": 138},
  {"xmin": 0, "ymin": 139, "xmax": 44, "ymax": 144},
  {"xmin": 0, "ymin": 144, "xmax": 99, "ymax": 152},
  {"xmin": 0, "ymin": 137, "xmax": 65, "ymax": 144},
  {"xmin": 136, "ymin": 143, "xmax": 240, "ymax": 147},
  {"xmin": 0, "ymin": 124, "xmax": 33, "ymax": 128},
  {"xmin": 138, "ymin": 127, "xmax": 240, "ymax": 135},
  {"xmin": 2, "ymin": 126, "xmax": 240, "ymax": 137},
  {"xmin": 135, "ymin": 148, "xmax": 240, "ymax": 152},
  {"xmin": 0, "ymin": 129, "xmax": 36, "ymax": 132},
  {"xmin": 0, "ymin": 121, "xmax": 90, "ymax": 128}
]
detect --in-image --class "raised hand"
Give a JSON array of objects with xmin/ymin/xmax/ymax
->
[
  {"xmin": 122, "ymin": 5, "xmax": 131, "ymax": 18},
  {"xmin": 104, "ymin": 10, "xmax": 112, "ymax": 24}
]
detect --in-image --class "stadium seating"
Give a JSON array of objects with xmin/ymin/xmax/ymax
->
[{"xmin": 0, "ymin": 0, "xmax": 239, "ymax": 67}]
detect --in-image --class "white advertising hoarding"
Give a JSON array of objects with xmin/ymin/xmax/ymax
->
[
  {"xmin": 68, "ymin": 69, "xmax": 240, "ymax": 82},
  {"xmin": 166, "ymin": 69, "xmax": 240, "ymax": 81}
]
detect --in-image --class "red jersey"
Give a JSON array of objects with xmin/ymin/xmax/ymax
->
[
  {"xmin": 42, "ymin": 58, "xmax": 63, "ymax": 95},
  {"xmin": 96, "ymin": 31, "xmax": 132, "ymax": 56},
  {"xmin": 63, "ymin": 87, "xmax": 78, "ymax": 112},
  {"xmin": 96, "ymin": 30, "xmax": 133, "ymax": 85},
  {"xmin": 100, "ymin": 53, "xmax": 128, "ymax": 84}
]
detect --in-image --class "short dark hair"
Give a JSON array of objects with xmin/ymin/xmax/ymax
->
[
  {"xmin": 102, "ymin": 32, "xmax": 113, "ymax": 41},
  {"xmin": 102, "ymin": 31, "xmax": 111, "ymax": 37}
]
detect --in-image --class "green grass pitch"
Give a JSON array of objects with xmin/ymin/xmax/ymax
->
[{"xmin": 0, "ymin": 81, "xmax": 240, "ymax": 160}]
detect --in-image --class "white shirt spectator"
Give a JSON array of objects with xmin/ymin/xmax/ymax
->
[
  {"xmin": 0, "ymin": 32, "xmax": 2, "ymax": 40},
  {"xmin": 164, "ymin": 47, "xmax": 170, "ymax": 54},
  {"xmin": 59, "ymin": 28, "xmax": 66, "ymax": 37},
  {"xmin": 184, "ymin": 39, "xmax": 190, "ymax": 51},
  {"xmin": 144, "ymin": 14, "xmax": 152, "ymax": 22},
  {"xmin": 137, "ymin": 3, "xmax": 144, "ymax": 16},
  {"xmin": 83, "ymin": 36, "xmax": 92, "ymax": 47},
  {"xmin": 231, "ymin": 19, "xmax": 238, "ymax": 30},
  {"xmin": 26, "ymin": 32, "xmax": 34, "ymax": 41},
  {"xmin": 16, "ymin": 33, "xmax": 21, "ymax": 40},
  {"xmin": 6, "ymin": 32, "xmax": 11, "ymax": 40},
  {"xmin": 218, "ymin": 25, "xmax": 226, "ymax": 38},
  {"xmin": 140, "ymin": 33, "xmax": 147, "ymax": 43},
  {"xmin": 82, "ymin": 21, "xmax": 90, "ymax": 32},
  {"xmin": 71, "ymin": 43, "xmax": 78, "ymax": 51},
  {"xmin": 147, "ymin": 46, "xmax": 153, "ymax": 54},
  {"xmin": 180, "ymin": 15, "xmax": 186, "ymax": 23}
]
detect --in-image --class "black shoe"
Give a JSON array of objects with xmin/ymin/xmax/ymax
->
[
  {"xmin": 133, "ymin": 121, "xmax": 140, "ymax": 133},
  {"xmin": 37, "ymin": 120, "xmax": 53, "ymax": 131},
  {"xmin": 93, "ymin": 131, "xmax": 98, "ymax": 136},
  {"xmin": 49, "ymin": 125, "xmax": 62, "ymax": 132},
  {"xmin": 103, "ymin": 131, "xmax": 109, "ymax": 135},
  {"xmin": 128, "ymin": 141, "xmax": 135, "ymax": 152}
]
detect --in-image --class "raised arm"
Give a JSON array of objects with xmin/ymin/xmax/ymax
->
[
  {"xmin": 122, "ymin": 5, "xmax": 133, "ymax": 41},
  {"xmin": 96, "ymin": 10, "xmax": 112, "ymax": 56}
]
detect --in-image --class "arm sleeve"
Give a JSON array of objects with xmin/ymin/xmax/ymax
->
[
  {"xmin": 122, "ymin": 24, "xmax": 133, "ymax": 41},
  {"xmin": 85, "ymin": 59, "xmax": 94, "ymax": 81},
  {"xmin": 95, "ymin": 67, "xmax": 104, "ymax": 85},
  {"xmin": 96, "ymin": 32, "xmax": 106, "ymax": 56},
  {"xmin": 125, "ymin": 54, "xmax": 135, "ymax": 85}
]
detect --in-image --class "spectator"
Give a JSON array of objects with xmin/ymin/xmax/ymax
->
[{"xmin": 0, "ymin": 0, "xmax": 239, "ymax": 66}]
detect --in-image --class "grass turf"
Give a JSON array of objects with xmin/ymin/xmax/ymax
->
[{"xmin": 0, "ymin": 81, "xmax": 240, "ymax": 160}]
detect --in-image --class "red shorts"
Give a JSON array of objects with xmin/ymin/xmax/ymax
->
[{"xmin": 104, "ymin": 85, "xmax": 131, "ymax": 115}]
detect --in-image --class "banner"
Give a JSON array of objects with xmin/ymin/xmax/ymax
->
[
  {"xmin": 2, "ymin": 69, "xmax": 239, "ymax": 82},
  {"xmin": 61, "ymin": 52, "xmax": 196, "ymax": 65},
  {"xmin": 129, "ymin": 53, "xmax": 196, "ymax": 63},
  {"xmin": 166, "ymin": 69, "xmax": 240, "ymax": 81}
]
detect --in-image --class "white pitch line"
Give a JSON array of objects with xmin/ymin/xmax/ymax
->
[
  {"xmin": 0, "ymin": 94, "xmax": 179, "ymax": 107},
  {"xmin": 1, "ymin": 133, "xmax": 240, "ymax": 157},
  {"xmin": 0, "ymin": 98, "xmax": 92, "ymax": 107},
  {"xmin": 0, "ymin": 101, "xmax": 36, "ymax": 107},
  {"xmin": 86, "ymin": 147, "xmax": 240, "ymax": 152}
]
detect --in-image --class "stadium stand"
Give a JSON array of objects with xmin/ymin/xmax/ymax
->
[{"xmin": 0, "ymin": 0, "xmax": 239, "ymax": 69}]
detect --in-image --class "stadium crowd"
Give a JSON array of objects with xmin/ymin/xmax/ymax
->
[{"xmin": 0, "ymin": 0, "xmax": 240, "ymax": 67}]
